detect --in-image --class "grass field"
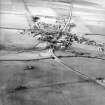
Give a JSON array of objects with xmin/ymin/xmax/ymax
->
[
  {"xmin": 0, "ymin": 56, "xmax": 105, "ymax": 105},
  {"xmin": 0, "ymin": 0, "xmax": 105, "ymax": 105}
]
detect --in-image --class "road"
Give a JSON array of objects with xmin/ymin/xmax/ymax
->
[{"xmin": 0, "ymin": 0, "xmax": 105, "ymax": 105}]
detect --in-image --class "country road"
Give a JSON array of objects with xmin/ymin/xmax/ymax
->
[{"xmin": 0, "ymin": 0, "xmax": 105, "ymax": 105}]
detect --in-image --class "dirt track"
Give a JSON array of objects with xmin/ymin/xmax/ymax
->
[
  {"xmin": 0, "ymin": 50, "xmax": 105, "ymax": 105},
  {"xmin": 0, "ymin": 0, "xmax": 105, "ymax": 105}
]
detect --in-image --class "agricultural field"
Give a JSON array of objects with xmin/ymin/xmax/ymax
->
[{"xmin": 0, "ymin": 0, "xmax": 105, "ymax": 105}]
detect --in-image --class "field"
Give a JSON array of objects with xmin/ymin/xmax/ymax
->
[
  {"xmin": 0, "ymin": 0, "xmax": 105, "ymax": 105},
  {"xmin": 0, "ymin": 54, "xmax": 105, "ymax": 105}
]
